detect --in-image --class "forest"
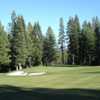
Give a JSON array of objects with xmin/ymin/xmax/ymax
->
[{"xmin": 0, "ymin": 11, "xmax": 100, "ymax": 72}]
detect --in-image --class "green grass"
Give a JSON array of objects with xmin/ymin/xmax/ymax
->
[{"xmin": 0, "ymin": 66, "xmax": 100, "ymax": 100}]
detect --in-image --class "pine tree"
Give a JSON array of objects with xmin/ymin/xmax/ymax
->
[
  {"xmin": 9, "ymin": 11, "xmax": 17, "ymax": 70},
  {"xmin": 74, "ymin": 15, "xmax": 81, "ymax": 64},
  {"xmin": 0, "ymin": 22, "xmax": 10, "ymax": 71},
  {"xmin": 81, "ymin": 21, "xmax": 95, "ymax": 65},
  {"xmin": 26, "ymin": 22, "xmax": 33, "ymax": 67},
  {"xmin": 15, "ymin": 16, "xmax": 28, "ymax": 68},
  {"xmin": 42, "ymin": 27, "xmax": 56, "ymax": 65},
  {"xmin": 58, "ymin": 18, "xmax": 65, "ymax": 64},
  {"xmin": 92, "ymin": 17, "xmax": 100, "ymax": 65},
  {"xmin": 10, "ymin": 12, "xmax": 28, "ymax": 70},
  {"xmin": 79, "ymin": 21, "xmax": 87, "ymax": 65},
  {"xmin": 67, "ymin": 16, "xmax": 80, "ymax": 64},
  {"xmin": 31, "ymin": 22, "xmax": 43, "ymax": 65}
]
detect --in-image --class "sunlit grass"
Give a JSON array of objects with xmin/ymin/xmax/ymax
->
[{"xmin": 0, "ymin": 66, "xmax": 100, "ymax": 89}]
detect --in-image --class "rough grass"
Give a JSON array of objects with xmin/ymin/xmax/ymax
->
[{"xmin": 0, "ymin": 65, "xmax": 100, "ymax": 100}]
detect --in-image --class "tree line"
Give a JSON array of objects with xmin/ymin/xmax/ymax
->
[
  {"xmin": 0, "ymin": 11, "xmax": 56, "ymax": 71},
  {"xmin": 60, "ymin": 15, "xmax": 100, "ymax": 65},
  {"xmin": 0, "ymin": 11, "xmax": 100, "ymax": 72}
]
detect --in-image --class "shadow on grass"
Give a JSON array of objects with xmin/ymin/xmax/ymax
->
[
  {"xmin": 49, "ymin": 64, "xmax": 81, "ymax": 67},
  {"xmin": 84, "ymin": 71, "xmax": 100, "ymax": 74},
  {"xmin": 0, "ymin": 85, "xmax": 100, "ymax": 100},
  {"xmin": 50, "ymin": 64, "xmax": 100, "ymax": 67}
]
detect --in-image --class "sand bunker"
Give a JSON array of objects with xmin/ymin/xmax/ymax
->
[
  {"xmin": 6, "ymin": 71, "xmax": 27, "ymax": 76},
  {"xmin": 28, "ymin": 72, "xmax": 46, "ymax": 76},
  {"xmin": 6, "ymin": 71, "xmax": 46, "ymax": 76}
]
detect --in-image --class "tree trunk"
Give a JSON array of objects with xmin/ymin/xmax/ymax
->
[
  {"xmin": 16, "ymin": 66, "xmax": 18, "ymax": 71},
  {"xmin": 83, "ymin": 57, "xmax": 86, "ymax": 65},
  {"xmin": 19, "ymin": 63, "xmax": 22, "ymax": 70},
  {"xmin": 72, "ymin": 54, "xmax": 75, "ymax": 65},
  {"xmin": 61, "ymin": 45, "xmax": 64, "ymax": 64},
  {"xmin": 89, "ymin": 55, "xmax": 91, "ymax": 65}
]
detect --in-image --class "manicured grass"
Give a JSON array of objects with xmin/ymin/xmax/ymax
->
[{"xmin": 0, "ymin": 66, "xmax": 100, "ymax": 100}]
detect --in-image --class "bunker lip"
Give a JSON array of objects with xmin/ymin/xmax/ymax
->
[{"xmin": 6, "ymin": 71, "xmax": 46, "ymax": 76}]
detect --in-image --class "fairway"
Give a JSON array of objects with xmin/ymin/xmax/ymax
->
[{"xmin": 0, "ymin": 66, "xmax": 100, "ymax": 100}]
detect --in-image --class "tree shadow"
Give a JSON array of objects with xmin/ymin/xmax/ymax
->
[
  {"xmin": 49, "ymin": 64, "xmax": 81, "ymax": 67},
  {"xmin": 84, "ymin": 71, "xmax": 100, "ymax": 74},
  {"xmin": 0, "ymin": 85, "xmax": 100, "ymax": 100}
]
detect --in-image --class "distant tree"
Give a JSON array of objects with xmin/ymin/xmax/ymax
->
[
  {"xmin": 67, "ymin": 15, "xmax": 80, "ymax": 64},
  {"xmin": 31, "ymin": 22, "xmax": 43, "ymax": 65},
  {"xmin": 74, "ymin": 15, "xmax": 81, "ymax": 64},
  {"xmin": 14, "ymin": 16, "xmax": 28, "ymax": 69},
  {"xmin": 9, "ymin": 11, "xmax": 28, "ymax": 70},
  {"xmin": 78, "ymin": 21, "xmax": 87, "ymax": 65},
  {"xmin": 26, "ymin": 22, "xmax": 33, "ymax": 67},
  {"xmin": 9, "ymin": 11, "xmax": 17, "ymax": 70},
  {"xmin": 42, "ymin": 27, "xmax": 56, "ymax": 65},
  {"xmin": 92, "ymin": 17, "xmax": 100, "ymax": 65},
  {"xmin": 0, "ymin": 22, "xmax": 10, "ymax": 71},
  {"xmin": 58, "ymin": 18, "xmax": 65, "ymax": 64},
  {"xmin": 81, "ymin": 21, "xmax": 96, "ymax": 65}
]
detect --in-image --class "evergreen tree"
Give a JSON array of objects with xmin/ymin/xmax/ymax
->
[
  {"xmin": 31, "ymin": 22, "xmax": 43, "ymax": 65},
  {"xmin": 81, "ymin": 21, "xmax": 95, "ymax": 65},
  {"xmin": 58, "ymin": 18, "xmax": 65, "ymax": 64},
  {"xmin": 9, "ymin": 11, "xmax": 17, "ymax": 70},
  {"xmin": 10, "ymin": 11, "xmax": 28, "ymax": 70},
  {"xmin": 0, "ymin": 22, "xmax": 10, "ymax": 71},
  {"xmin": 15, "ymin": 16, "xmax": 28, "ymax": 68},
  {"xmin": 42, "ymin": 27, "xmax": 56, "ymax": 65},
  {"xmin": 78, "ymin": 21, "xmax": 87, "ymax": 65},
  {"xmin": 74, "ymin": 15, "xmax": 81, "ymax": 64},
  {"xmin": 26, "ymin": 22, "xmax": 33, "ymax": 67},
  {"xmin": 92, "ymin": 17, "xmax": 100, "ymax": 65},
  {"xmin": 67, "ymin": 15, "xmax": 80, "ymax": 64}
]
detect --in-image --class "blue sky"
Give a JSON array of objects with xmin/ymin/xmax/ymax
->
[{"xmin": 0, "ymin": 0, "xmax": 100, "ymax": 36}]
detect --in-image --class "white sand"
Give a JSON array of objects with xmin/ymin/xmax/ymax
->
[
  {"xmin": 6, "ymin": 71, "xmax": 46, "ymax": 76},
  {"xmin": 28, "ymin": 72, "xmax": 46, "ymax": 76},
  {"xmin": 6, "ymin": 71, "xmax": 28, "ymax": 76}
]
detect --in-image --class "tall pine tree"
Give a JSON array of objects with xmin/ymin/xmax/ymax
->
[
  {"xmin": 42, "ymin": 27, "xmax": 56, "ymax": 65},
  {"xmin": 58, "ymin": 18, "xmax": 65, "ymax": 64},
  {"xmin": 0, "ymin": 22, "xmax": 10, "ymax": 71},
  {"xmin": 10, "ymin": 11, "xmax": 28, "ymax": 70},
  {"xmin": 92, "ymin": 17, "xmax": 100, "ymax": 65},
  {"xmin": 67, "ymin": 15, "xmax": 80, "ymax": 64},
  {"xmin": 31, "ymin": 22, "xmax": 43, "ymax": 65},
  {"xmin": 81, "ymin": 21, "xmax": 95, "ymax": 65}
]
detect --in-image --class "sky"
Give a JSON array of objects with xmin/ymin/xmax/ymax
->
[{"xmin": 0, "ymin": 0, "xmax": 100, "ymax": 36}]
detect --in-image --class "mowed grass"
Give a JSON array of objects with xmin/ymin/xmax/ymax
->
[
  {"xmin": 0, "ymin": 66, "xmax": 100, "ymax": 89},
  {"xmin": 0, "ymin": 66, "xmax": 100, "ymax": 100}
]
